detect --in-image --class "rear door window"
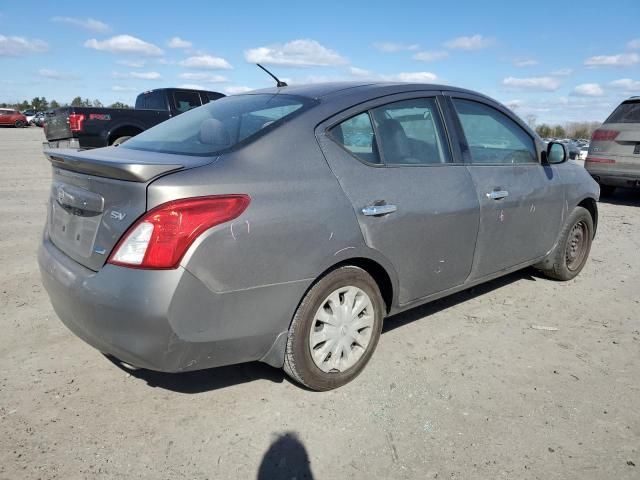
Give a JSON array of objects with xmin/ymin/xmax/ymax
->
[
  {"xmin": 137, "ymin": 91, "xmax": 167, "ymax": 110},
  {"xmin": 330, "ymin": 112, "xmax": 381, "ymax": 164},
  {"xmin": 453, "ymin": 99, "xmax": 536, "ymax": 164},
  {"xmin": 173, "ymin": 91, "xmax": 202, "ymax": 113},
  {"xmin": 371, "ymin": 98, "xmax": 451, "ymax": 165},
  {"xmin": 606, "ymin": 101, "xmax": 640, "ymax": 123}
]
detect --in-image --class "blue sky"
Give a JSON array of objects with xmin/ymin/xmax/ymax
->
[{"xmin": 1, "ymin": 0, "xmax": 639, "ymax": 123}]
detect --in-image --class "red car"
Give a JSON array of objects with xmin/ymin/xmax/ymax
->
[{"xmin": 0, "ymin": 109, "xmax": 28, "ymax": 127}]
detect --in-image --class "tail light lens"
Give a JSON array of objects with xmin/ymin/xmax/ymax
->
[
  {"xmin": 108, "ymin": 195, "xmax": 250, "ymax": 269},
  {"xmin": 591, "ymin": 129, "xmax": 619, "ymax": 142},
  {"xmin": 68, "ymin": 113, "xmax": 85, "ymax": 132},
  {"xmin": 585, "ymin": 157, "xmax": 615, "ymax": 164}
]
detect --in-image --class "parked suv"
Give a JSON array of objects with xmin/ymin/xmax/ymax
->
[
  {"xmin": 0, "ymin": 109, "xmax": 28, "ymax": 127},
  {"xmin": 586, "ymin": 97, "xmax": 640, "ymax": 194}
]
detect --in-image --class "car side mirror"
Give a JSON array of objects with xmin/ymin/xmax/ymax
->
[{"xmin": 546, "ymin": 141, "xmax": 567, "ymax": 164}]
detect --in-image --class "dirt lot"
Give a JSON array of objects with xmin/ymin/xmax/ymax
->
[{"xmin": 1, "ymin": 126, "xmax": 638, "ymax": 479}]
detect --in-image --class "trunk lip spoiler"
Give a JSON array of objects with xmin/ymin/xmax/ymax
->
[{"xmin": 43, "ymin": 148, "xmax": 204, "ymax": 182}]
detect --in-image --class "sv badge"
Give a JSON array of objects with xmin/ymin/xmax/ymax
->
[{"xmin": 110, "ymin": 210, "xmax": 127, "ymax": 221}]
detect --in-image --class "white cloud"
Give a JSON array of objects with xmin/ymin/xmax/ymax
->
[
  {"xmin": 112, "ymin": 85, "xmax": 136, "ymax": 92},
  {"xmin": 117, "ymin": 59, "xmax": 146, "ymax": 68},
  {"xmin": 550, "ymin": 68, "xmax": 572, "ymax": 76},
  {"xmin": 178, "ymin": 72, "xmax": 228, "ymax": 83},
  {"xmin": 502, "ymin": 76, "xmax": 560, "ymax": 91},
  {"xmin": 51, "ymin": 16, "xmax": 110, "ymax": 33},
  {"xmin": 348, "ymin": 66, "xmax": 372, "ymax": 77},
  {"xmin": 609, "ymin": 78, "xmax": 640, "ymax": 92},
  {"xmin": 0, "ymin": 34, "xmax": 48, "ymax": 56},
  {"xmin": 37, "ymin": 68, "xmax": 77, "ymax": 80},
  {"xmin": 84, "ymin": 35, "xmax": 164, "ymax": 56},
  {"xmin": 179, "ymin": 54, "xmax": 232, "ymax": 69},
  {"xmin": 383, "ymin": 71, "xmax": 438, "ymax": 83},
  {"xmin": 513, "ymin": 58, "xmax": 538, "ymax": 67},
  {"xmin": 413, "ymin": 50, "xmax": 449, "ymax": 62},
  {"xmin": 627, "ymin": 38, "xmax": 640, "ymax": 49},
  {"xmin": 167, "ymin": 37, "xmax": 192, "ymax": 49},
  {"xmin": 244, "ymin": 39, "xmax": 346, "ymax": 67},
  {"xmin": 505, "ymin": 99, "xmax": 524, "ymax": 109},
  {"xmin": 225, "ymin": 85, "xmax": 253, "ymax": 95},
  {"xmin": 373, "ymin": 42, "xmax": 419, "ymax": 53},
  {"xmin": 444, "ymin": 34, "xmax": 493, "ymax": 50},
  {"xmin": 584, "ymin": 53, "xmax": 639, "ymax": 67},
  {"xmin": 572, "ymin": 83, "xmax": 604, "ymax": 97},
  {"xmin": 113, "ymin": 71, "xmax": 162, "ymax": 80}
]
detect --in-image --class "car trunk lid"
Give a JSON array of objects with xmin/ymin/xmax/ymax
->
[{"xmin": 44, "ymin": 147, "xmax": 215, "ymax": 271}]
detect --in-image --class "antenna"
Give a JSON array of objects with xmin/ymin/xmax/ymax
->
[{"xmin": 256, "ymin": 63, "xmax": 288, "ymax": 88}]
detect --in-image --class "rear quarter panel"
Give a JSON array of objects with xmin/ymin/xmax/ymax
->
[{"xmin": 146, "ymin": 113, "xmax": 374, "ymax": 293}]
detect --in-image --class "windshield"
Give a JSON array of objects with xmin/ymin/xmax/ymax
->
[{"xmin": 122, "ymin": 94, "xmax": 313, "ymax": 156}]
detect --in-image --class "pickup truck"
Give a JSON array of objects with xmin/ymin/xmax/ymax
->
[{"xmin": 43, "ymin": 88, "xmax": 224, "ymax": 149}]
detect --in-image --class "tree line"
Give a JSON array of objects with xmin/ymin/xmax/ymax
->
[
  {"xmin": 523, "ymin": 114, "xmax": 601, "ymax": 140},
  {"xmin": 0, "ymin": 96, "xmax": 131, "ymax": 111}
]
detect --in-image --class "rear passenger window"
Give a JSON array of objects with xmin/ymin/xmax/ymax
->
[
  {"xmin": 137, "ymin": 91, "xmax": 167, "ymax": 110},
  {"xmin": 330, "ymin": 112, "xmax": 381, "ymax": 164},
  {"xmin": 173, "ymin": 91, "xmax": 202, "ymax": 113},
  {"xmin": 453, "ymin": 99, "xmax": 536, "ymax": 164},
  {"xmin": 371, "ymin": 98, "xmax": 451, "ymax": 165}
]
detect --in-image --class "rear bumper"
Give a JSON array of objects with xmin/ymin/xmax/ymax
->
[
  {"xmin": 587, "ymin": 169, "xmax": 640, "ymax": 188},
  {"xmin": 38, "ymin": 236, "xmax": 302, "ymax": 372},
  {"xmin": 43, "ymin": 138, "xmax": 81, "ymax": 150}
]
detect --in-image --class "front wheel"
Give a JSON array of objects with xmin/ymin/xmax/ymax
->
[
  {"xmin": 14, "ymin": 120, "xmax": 24, "ymax": 128},
  {"xmin": 537, "ymin": 206, "xmax": 593, "ymax": 281},
  {"xmin": 284, "ymin": 266, "xmax": 384, "ymax": 391}
]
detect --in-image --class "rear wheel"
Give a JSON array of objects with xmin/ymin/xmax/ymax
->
[
  {"xmin": 284, "ymin": 266, "xmax": 384, "ymax": 391},
  {"xmin": 537, "ymin": 206, "xmax": 593, "ymax": 281},
  {"xmin": 14, "ymin": 120, "xmax": 24, "ymax": 128}
]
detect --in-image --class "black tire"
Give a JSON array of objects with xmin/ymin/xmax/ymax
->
[
  {"xmin": 14, "ymin": 120, "xmax": 24, "ymax": 128},
  {"xmin": 537, "ymin": 206, "xmax": 593, "ymax": 281},
  {"xmin": 283, "ymin": 266, "xmax": 384, "ymax": 391},
  {"xmin": 111, "ymin": 136, "xmax": 132, "ymax": 146},
  {"xmin": 598, "ymin": 184, "xmax": 616, "ymax": 196}
]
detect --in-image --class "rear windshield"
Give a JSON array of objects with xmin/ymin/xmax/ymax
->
[
  {"xmin": 123, "ymin": 94, "xmax": 312, "ymax": 156},
  {"xmin": 606, "ymin": 100, "xmax": 640, "ymax": 123}
]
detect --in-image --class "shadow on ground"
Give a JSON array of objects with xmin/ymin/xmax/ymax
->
[
  {"xmin": 257, "ymin": 432, "xmax": 314, "ymax": 479},
  {"xmin": 108, "ymin": 268, "xmax": 538, "ymax": 393},
  {"xmin": 598, "ymin": 188, "xmax": 640, "ymax": 207}
]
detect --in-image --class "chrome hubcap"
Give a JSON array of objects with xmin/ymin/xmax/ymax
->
[{"xmin": 309, "ymin": 286, "xmax": 375, "ymax": 373}]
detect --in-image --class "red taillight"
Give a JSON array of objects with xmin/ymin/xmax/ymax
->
[
  {"xmin": 591, "ymin": 129, "xmax": 619, "ymax": 142},
  {"xmin": 108, "ymin": 195, "xmax": 250, "ymax": 269},
  {"xmin": 68, "ymin": 113, "xmax": 85, "ymax": 132},
  {"xmin": 585, "ymin": 157, "xmax": 616, "ymax": 164}
]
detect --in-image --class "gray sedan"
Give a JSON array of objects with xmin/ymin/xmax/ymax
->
[{"xmin": 39, "ymin": 82, "xmax": 599, "ymax": 390}]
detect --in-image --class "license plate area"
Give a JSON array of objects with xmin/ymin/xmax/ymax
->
[{"xmin": 49, "ymin": 183, "xmax": 104, "ymax": 259}]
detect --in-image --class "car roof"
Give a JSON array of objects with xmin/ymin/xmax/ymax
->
[{"xmin": 245, "ymin": 81, "xmax": 488, "ymax": 100}]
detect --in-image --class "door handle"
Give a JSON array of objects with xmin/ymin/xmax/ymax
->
[
  {"xmin": 486, "ymin": 190, "xmax": 509, "ymax": 200},
  {"xmin": 362, "ymin": 204, "xmax": 397, "ymax": 216}
]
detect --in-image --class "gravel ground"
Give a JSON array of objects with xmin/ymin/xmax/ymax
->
[{"xmin": 1, "ymin": 127, "xmax": 639, "ymax": 480}]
